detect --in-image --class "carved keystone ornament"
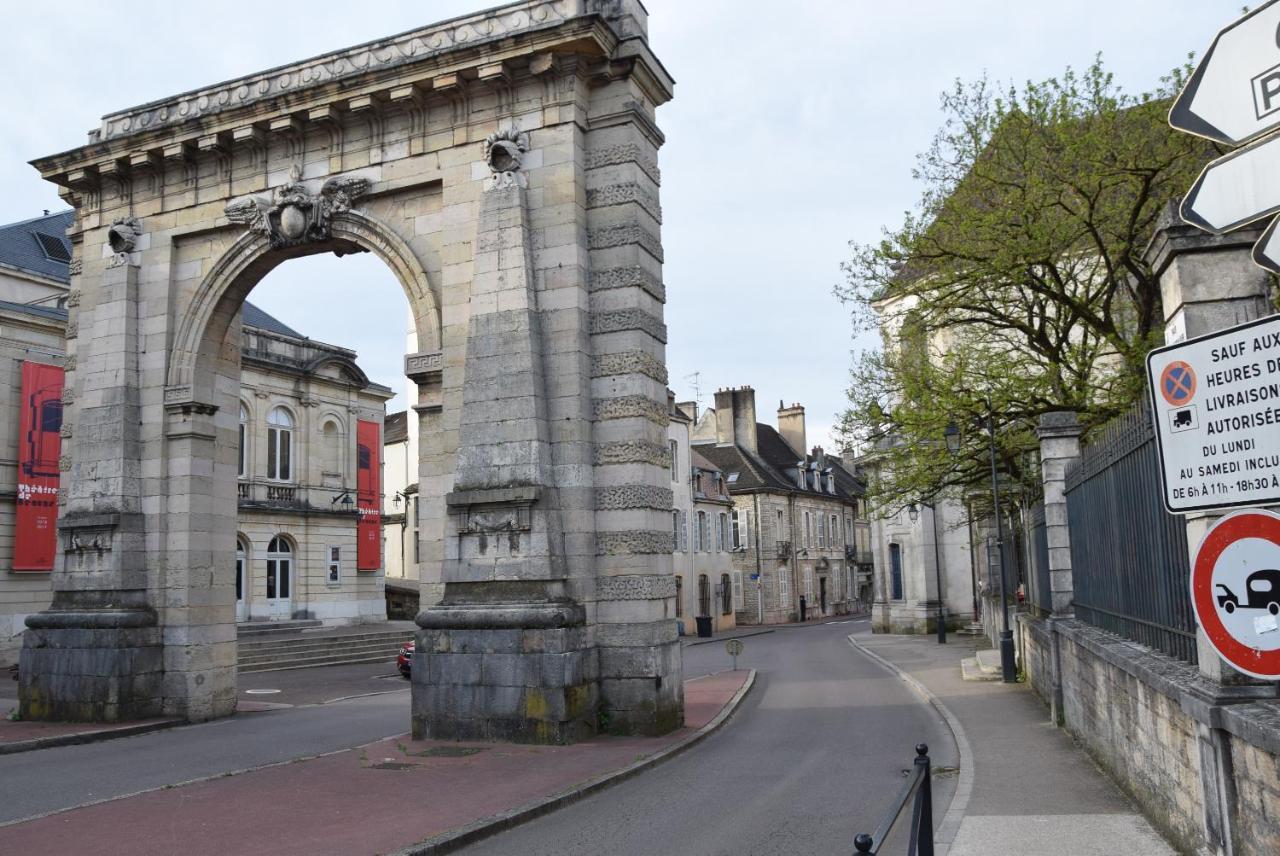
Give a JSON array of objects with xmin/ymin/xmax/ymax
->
[
  {"xmin": 225, "ymin": 165, "xmax": 370, "ymax": 248},
  {"xmin": 483, "ymin": 128, "xmax": 530, "ymax": 190}
]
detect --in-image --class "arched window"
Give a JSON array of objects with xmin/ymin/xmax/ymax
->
[
  {"xmin": 698, "ymin": 574, "xmax": 711, "ymax": 617},
  {"xmin": 720, "ymin": 573, "xmax": 732, "ymax": 615},
  {"xmin": 266, "ymin": 407, "xmax": 294, "ymax": 481},
  {"xmin": 266, "ymin": 535, "xmax": 292, "ymax": 600},
  {"xmin": 321, "ymin": 418, "xmax": 343, "ymax": 485},
  {"xmin": 238, "ymin": 404, "xmax": 249, "ymax": 478},
  {"xmin": 235, "ymin": 537, "xmax": 247, "ymax": 603}
]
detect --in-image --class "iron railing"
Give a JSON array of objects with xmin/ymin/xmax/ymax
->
[
  {"xmin": 1027, "ymin": 502, "xmax": 1052, "ymax": 617},
  {"xmin": 776, "ymin": 540, "xmax": 792, "ymax": 560},
  {"xmin": 852, "ymin": 744, "xmax": 934, "ymax": 855},
  {"xmin": 1064, "ymin": 403, "xmax": 1197, "ymax": 663}
]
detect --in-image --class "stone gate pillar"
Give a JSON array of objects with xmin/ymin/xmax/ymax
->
[{"xmin": 21, "ymin": 248, "xmax": 164, "ymax": 722}]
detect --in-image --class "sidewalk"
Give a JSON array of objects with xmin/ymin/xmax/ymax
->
[
  {"xmin": 849, "ymin": 630, "xmax": 1175, "ymax": 856},
  {"xmin": 0, "ymin": 670, "xmax": 753, "ymax": 855}
]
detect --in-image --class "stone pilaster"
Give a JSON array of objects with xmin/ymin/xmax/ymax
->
[
  {"xmin": 1036, "ymin": 411, "xmax": 1082, "ymax": 616},
  {"xmin": 414, "ymin": 160, "xmax": 596, "ymax": 744},
  {"xmin": 21, "ymin": 260, "xmax": 163, "ymax": 722}
]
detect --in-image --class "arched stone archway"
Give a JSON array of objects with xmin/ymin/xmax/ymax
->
[{"xmin": 21, "ymin": 0, "xmax": 682, "ymax": 741}]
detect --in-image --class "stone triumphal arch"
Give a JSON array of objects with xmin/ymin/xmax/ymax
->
[{"xmin": 21, "ymin": 0, "xmax": 682, "ymax": 742}]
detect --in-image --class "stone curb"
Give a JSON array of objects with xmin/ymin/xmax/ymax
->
[
  {"xmin": 393, "ymin": 668, "xmax": 758, "ymax": 856},
  {"xmin": 0, "ymin": 718, "xmax": 183, "ymax": 756},
  {"xmin": 846, "ymin": 634, "xmax": 974, "ymax": 856},
  {"xmin": 682, "ymin": 628, "xmax": 775, "ymax": 647}
]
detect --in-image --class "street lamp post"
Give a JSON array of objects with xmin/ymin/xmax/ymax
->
[{"xmin": 982, "ymin": 410, "xmax": 1017, "ymax": 683}]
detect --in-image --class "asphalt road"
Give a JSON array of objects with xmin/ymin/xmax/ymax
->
[
  {"xmin": 0, "ymin": 680, "xmax": 409, "ymax": 826},
  {"xmin": 465, "ymin": 617, "xmax": 956, "ymax": 856}
]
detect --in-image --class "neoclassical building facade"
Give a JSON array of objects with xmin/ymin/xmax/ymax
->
[{"xmin": 0, "ymin": 211, "xmax": 390, "ymax": 664}]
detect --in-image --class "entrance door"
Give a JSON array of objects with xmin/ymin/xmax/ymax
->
[
  {"xmin": 235, "ymin": 538, "xmax": 249, "ymax": 622},
  {"xmin": 820, "ymin": 576, "xmax": 828, "ymax": 614},
  {"xmin": 265, "ymin": 536, "xmax": 293, "ymax": 620}
]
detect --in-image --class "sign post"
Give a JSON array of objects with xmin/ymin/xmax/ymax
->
[
  {"xmin": 725, "ymin": 638, "xmax": 743, "ymax": 671},
  {"xmin": 1146, "ymin": 315, "xmax": 1280, "ymax": 514},
  {"xmin": 1191, "ymin": 510, "xmax": 1280, "ymax": 680}
]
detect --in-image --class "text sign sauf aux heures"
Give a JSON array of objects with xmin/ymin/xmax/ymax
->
[{"xmin": 1147, "ymin": 315, "xmax": 1280, "ymax": 514}]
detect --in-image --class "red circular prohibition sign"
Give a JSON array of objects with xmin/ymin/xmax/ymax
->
[{"xmin": 1192, "ymin": 510, "xmax": 1280, "ymax": 680}]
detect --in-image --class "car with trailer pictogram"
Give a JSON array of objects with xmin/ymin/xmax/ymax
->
[{"xmin": 1215, "ymin": 569, "xmax": 1280, "ymax": 616}]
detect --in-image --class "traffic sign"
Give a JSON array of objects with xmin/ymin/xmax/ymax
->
[
  {"xmin": 1180, "ymin": 133, "xmax": 1280, "ymax": 242},
  {"xmin": 1146, "ymin": 314, "xmax": 1280, "ymax": 514},
  {"xmin": 1170, "ymin": 0, "xmax": 1280, "ymax": 146},
  {"xmin": 725, "ymin": 638, "xmax": 743, "ymax": 670},
  {"xmin": 1191, "ymin": 509, "xmax": 1280, "ymax": 680}
]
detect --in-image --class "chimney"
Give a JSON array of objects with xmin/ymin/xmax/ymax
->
[
  {"xmin": 677, "ymin": 400, "xmax": 698, "ymax": 423},
  {"xmin": 713, "ymin": 387, "xmax": 758, "ymax": 453},
  {"xmin": 778, "ymin": 402, "xmax": 806, "ymax": 456}
]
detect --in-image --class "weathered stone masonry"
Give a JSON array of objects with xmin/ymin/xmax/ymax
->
[{"xmin": 19, "ymin": 0, "xmax": 682, "ymax": 741}]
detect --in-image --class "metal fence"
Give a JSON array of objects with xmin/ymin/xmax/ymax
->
[
  {"xmin": 1064, "ymin": 403, "xmax": 1197, "ymax": 663},
  {"xmin": 852, "ymin": 744, "xmax": 934, "ymax": 855},
  {"xmin": 1027, "ymin": 502, "xmax": 1052, "ymax": 617}
]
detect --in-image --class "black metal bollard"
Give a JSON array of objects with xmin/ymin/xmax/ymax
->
[
  {"xmin": 853, "ymin": 833, "xmax": 874, "ymax": 853},
  {"xmin": 912, "ymin": 743, "xmax": 934, "ymax": 856}
]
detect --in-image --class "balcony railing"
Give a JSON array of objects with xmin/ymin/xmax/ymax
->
[
  {"xmin": 776, "ymin": 540, "xmax": 791, "ymax": 560},
  {"xmin": 266, "ymin": 485, "xmax": 297, "ymax": 502},
  {"xmin": 237, "ymin": 482, "xmax": 250, "ymax": 500}
]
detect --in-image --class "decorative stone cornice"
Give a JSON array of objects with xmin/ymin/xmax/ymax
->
[
  {"xmin": 596, "ymin": 574, "xmax": 677, "ymax": 600},
  {"xmin": 595, "ymin": 530, "xmax": 675, "ymax": 556},
  {"xmin": 594, "ymin": 484, "xmax": 672, "ymax": 510},
  {"xmin": 593, "ymin": 394, "xmax": 668, "ymax": 424},
  {"xmin": 593, "ymin": 440, "xmax": 670, "ymax": 467},
  {"xmin": 586, "ymin": 182, "xmax": 660, "ymax": 221},
  {"xmin": 590, "ymin": 308, "xmax": 666, "ymax": 342},
  {"xmin": 590, "ymin": 265, "xmax": 665, "ymax": 302},
  {"xmin": 585, "ymin": 143, "xmax": 660, "ymax": 184},
  {"xmin": 92, "ymin": 1, "xmax": 591, "ymax": 144},
  {"xmin": 591, "ymin": 350, "xmax": 667, "ymax": 383},
  {"xmin": 588, "ymin": 223, "xmax": 663, "ymax": 262}
]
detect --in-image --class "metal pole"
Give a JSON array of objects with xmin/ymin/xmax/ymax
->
[
  {"xmin": 929, "ymin": 501, "xmax": 946, "ymax": 644},
  {"xmin": 987, "ymin": 412, "xmax": 1016, "ymax": 682}
]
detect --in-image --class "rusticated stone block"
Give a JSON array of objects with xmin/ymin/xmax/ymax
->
[
  {"xmin": 596, "ymin": 574, "xmax": 677, "ymax": 600},
  {"xmin": 594, "ymin": 394, "xmax": 669, "ymax": 424},
  {"xmin": 585, "ymin": 143, "xmax": 661, "ymax": 184},
  {"xmin": 588, "ymin": 224, "xmax": 663, "ymax": 262},
  {"xmin": 590, "ymin": 308, "xmax": 667, "ymax": 342},
  {"xmin": 595, "ymin": 530, "xmax": 675, "ymax": 556},
  {"xmin": 590, "ymin": 265, "xmax": 665, "ymax": 302},
  {"xmin": 593, "ymin": 440, "xmax": 670, "ymax": 467},
  {"xmin": 594, "ymin": 484, "xmax": 672, "ymax": 511},
  {"xmin": 591, "ymin": 350, "xmax": 668, "ymax": 382}
]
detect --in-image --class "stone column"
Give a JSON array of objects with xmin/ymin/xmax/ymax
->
[
  {"xmin": 21, "ymin": 254, "xmax": 163, "ymax": 722},
  {"xmin": 413, "ymin": 142, "xmax": 597, "ymax": 744},
  {"xmin": 1036, "ymin": 412, "xmax": 1082, "ymax": 616}
]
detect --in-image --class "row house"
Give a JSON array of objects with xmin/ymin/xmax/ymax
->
[
  {"xmin": 691, "ymin": 387, "xmax": 871, "ymax": 626},
  {"xmin": 669, "ymin": 395, "xmax": 737, "ymax": 636}
]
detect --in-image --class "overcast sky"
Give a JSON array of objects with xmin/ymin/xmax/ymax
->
[{"xmin": 0, "ymin": 1, "xmax": 1245, "ymax": 446}]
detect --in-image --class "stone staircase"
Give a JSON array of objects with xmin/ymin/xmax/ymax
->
[
  {"xmin": 236, "ymin": 621, "xmax": 417, "ymax": 674},
  {"xmin": 960, "ymin": 647, "xmax": 1002, "ymax": 682}
]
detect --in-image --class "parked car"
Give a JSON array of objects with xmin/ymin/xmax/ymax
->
[
  {"xmin": 1216, "ymin": 569, "xmax": 1280, "ymax": 615},
  {"xmin": 397, "ymin": 640, "xmax": 414, "ymax": 679}
]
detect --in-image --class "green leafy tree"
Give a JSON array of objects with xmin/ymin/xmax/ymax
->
[{"xmin": 836, "ymin": 57, "xmax": 1215, "ymax": 506}]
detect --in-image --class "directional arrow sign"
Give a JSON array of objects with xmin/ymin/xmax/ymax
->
[
  {"xmin": 1171, "ymin": 0, "xmax": 1280, "ymax": 146},
  {"xmin": 1251, "ymin": 215, "xmax": 1280, "ymax": 273},
  {"xmin": 1181, "ymin": 134, "xmax": 1280, "ymax": 236}
]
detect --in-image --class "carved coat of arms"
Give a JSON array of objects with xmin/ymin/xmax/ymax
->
[{"xmin": 225, "ymin": 165, "xmax": 370, "ymax": 248}]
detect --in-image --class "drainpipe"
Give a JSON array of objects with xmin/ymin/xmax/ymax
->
[{"xmin": 753, "ymin": 492, "xmax": 764, "ymax": 625}]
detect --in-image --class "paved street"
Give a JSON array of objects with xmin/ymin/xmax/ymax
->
[
  {"xmin": 467, "ymin": 618, "xmax": 956, "ymax": 856},
  {"xmin": 0, "ymin": 671, "xmax": 409, "ymax": 826}
]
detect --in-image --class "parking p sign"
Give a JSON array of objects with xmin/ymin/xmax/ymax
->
[{"xmin": 1146, "ymin": 314, "xmax": 1280, "ymax": 513}]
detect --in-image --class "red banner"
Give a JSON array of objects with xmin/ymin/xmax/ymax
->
[
  {"xmin": 356, "ymin": 419, "xmax": 381, "ymax": 571},
  {"xmin": 15, "ymin": 362, "xmax": 64, "ymax": 571}
]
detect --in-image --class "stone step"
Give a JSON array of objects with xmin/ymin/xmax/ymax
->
[
  {"xmin": 238, "ymin": 631, "xmax": 411, "ymax": 654},
  {"xmin": 236, "ymin": 620, "xmax": 324, "ymax": 638},
  {"xmin": 975, "ymin": 648, "xmax": 1001, "ymax": 674},
  {"xmin": 237, "ymin": 643, "xmax": 402, "ymax": 666},
  {"xmin": 956, "ymin": 622, "xmax": 984, "ymax": 636},
  {"xmin": 239, "ymin": 652, "xmax": 397, "ymax": 674},
  {"xmin": 961, "ymin": 657, "xmax": 1001, "ymax": 682}
]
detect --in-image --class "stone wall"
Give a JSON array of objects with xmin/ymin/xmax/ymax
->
[{"xmin": 1019, "ymin": 614, "xmax": 1280, "ymax": 855}]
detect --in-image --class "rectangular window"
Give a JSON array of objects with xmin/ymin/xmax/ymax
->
[
  {"xmin": 732, "ymin": 571, "xmax": 744, "ymax": 610},
  {"xmin": 680, "ymin": 510, "xmax": 689, "ymax": 552},
  {"xmin": 267, "ymin": 430, "xmax": 277, "ymax": 479},
  {"xmin": 804, "ymin": 512, "xmax": 812, "ymax": 547},
  {"xmin": 731, "ymin": 510, "xmax": 742, "ymax": 549},
  {"xmin": 832, "ymin": 515, "xmax": 840, "ymax": 547},
  {"xmin": 675, "ymin": 575, "xmax": 683, "ymax": 617},
  {"xmin": 412, "ymin": 496, "xmax": 420, "ymax": 564},
  {"xmin": 327, "ymin": 546, "xmax": 341, "ymax": 583},
  {"xmin": 779, "ymin": 567, "xmax": 789, "ymax": 610},
  {"xmin": 817, "ymin": 515, "xmax": 825, "ymax": 548},
  {"xmin": 777, "ymin": 509, "xmax": 785, "ymax": 540},
  {"xmin": 845, "ymin": 516, "xmax": 853, "ymax": 545},
  {"xmin": 238, "ymin": 422, "xmax": 246, "ymax": 478},
  {"xmin": 716, "ymin": 513, "xmax": 727, "ymax": 551},
  {"xmin": 670, "ymin": 439, "xmax": 679, "ymax": 482},
  {"xmin": 673, "ymin": 510, "xmax": 682, "ymax": 552},
  {"xmin": 697, "ymin": 512, "xmax": 709, "ymax": 552},
  {"xmin": 804, "ymin": 568, "xmax": 814, "ymax": 601},
  {"xmin": 890, "ymin": 543, "xmax": 904, "ymax": 600}
]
